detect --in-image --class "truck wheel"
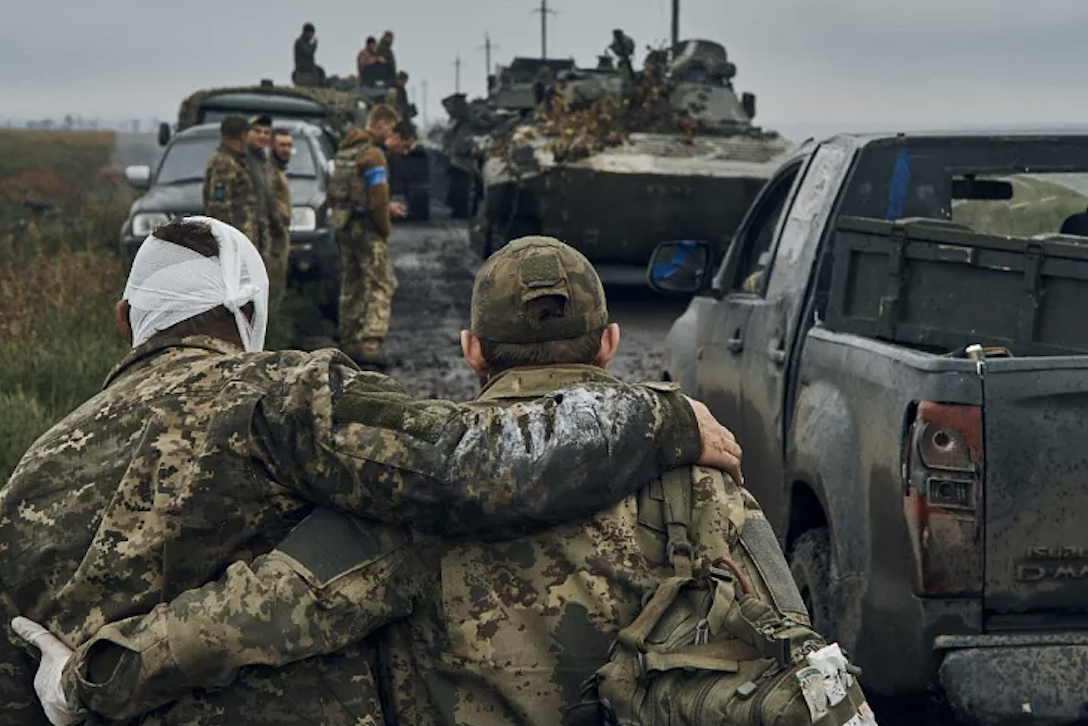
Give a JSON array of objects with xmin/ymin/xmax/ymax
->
[{"xmin": 789, "ymin": 527, "xmax": 834, "ymax": 638}]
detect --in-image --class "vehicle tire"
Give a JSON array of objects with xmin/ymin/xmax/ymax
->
[{"xmin": 789, "ymin": 527, "xmax": 835, "ymax": 639}]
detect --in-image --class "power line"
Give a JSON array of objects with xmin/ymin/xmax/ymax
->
[{"xmin": 532, "ymin": 0, "xmax": 558, "ymax": 59}]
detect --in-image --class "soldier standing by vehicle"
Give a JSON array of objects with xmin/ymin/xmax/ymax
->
[
  {"xmin": 327, "ymin": 104, "xmax": 405, "ymax": 369},
  {"xmin": 267, "ymin": 127, "xmax": 293, "ymax": 307},
  {"xmin": 203, "ymin": 115, "xmax": 258, "ymax": 244},
  {"xmin": 244, "ymin": 116, "xmax": 276, "ymax": 286}
]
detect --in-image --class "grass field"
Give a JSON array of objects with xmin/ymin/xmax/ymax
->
[{"xmin": 1, "ymin": 129, "xmax": 130, "ymax": 481}]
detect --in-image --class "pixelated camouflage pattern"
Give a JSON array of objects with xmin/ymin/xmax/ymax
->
[
  {"xmin": 203, "ymin": 145, "xmax": 260, "ymax": 245},
  {"xmin": 176, "ymin": 85, "xmax": 368, "ymax": 135},
  {"xmin": 267, "ymin": 165, "xmax": 291, "ymax": 306},
  {"xmin": 3, "ymin": 338, "xmax": 702, "ymax": 724},
  {"xmin": 340, "ymin": 231, "xmax": 398, "ymax": 360},
  {"xmin": 380, "ymin": 366, "xmax": 750, "ymax": 726},
  {"xmin": 471, "ymin": 236, "xmax": 609, "ymax": 344},
  {"xmin": 331, "ymin": 131, "xmax": 396, "ymax": 360}
]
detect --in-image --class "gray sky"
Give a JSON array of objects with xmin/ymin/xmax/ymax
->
[{"xmin": 3, "ymin": 0, "xmax": 1088, "ymax": 139}]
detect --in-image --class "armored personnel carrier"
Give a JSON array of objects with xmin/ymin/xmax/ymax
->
[{"xmin": 476, "ymin": 32, "xmax": 795, "ymax": 278}]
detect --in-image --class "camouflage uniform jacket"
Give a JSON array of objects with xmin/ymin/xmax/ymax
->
[
  {"xmin": 203, "ymin": 144, "xmax": 259, "ymax": 244},
  {"xmin": 50, "ymin": 367, "xmax": 744, "ymax": 726},
  {"xmin": 2, "ymin": 348, "xmax": 702, "ymax": 725},
  {"xmin": 270, "ymin": 160, "xmax": 291, "ymax": 233}
]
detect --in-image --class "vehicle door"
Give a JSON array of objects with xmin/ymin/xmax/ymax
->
[
  {"xmin": 694, "ymin": 157, "xmax": 809, "ymax": 443},
  {"xmin": 737, "ymin": 141, "xmax": 856, "ymax": 533}
]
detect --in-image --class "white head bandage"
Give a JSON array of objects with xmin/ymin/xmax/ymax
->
[{"xmin": 123, "ymin": 216, "xmax": 269, "ymax": 352}]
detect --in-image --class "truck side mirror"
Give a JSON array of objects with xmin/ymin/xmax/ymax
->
[
  {"xmin": 646, "ymin": 240, "xmax": 712, "ymax": 294},
  {"xmin": 742, "ymin": 92, "xmax": 756, "ymax": 120},
  {"xmin": 158, "ymin": 122, "xmax": 171, "ymax": 147}
]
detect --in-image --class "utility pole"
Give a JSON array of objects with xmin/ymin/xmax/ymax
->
[
  {"xmin": 532, "ymin": 0, "xmax": 557, "ymax": 59},
  {"xmin": 671, "ymin": 0, "xmax": 680, "ymax": 51},
  {"xmin": 478, "ymin": 31, "xmax": 499, "ymax": 80},
  {"xmin": 453, "ymin": 54, "xmax": 462, "ymax": 94}
]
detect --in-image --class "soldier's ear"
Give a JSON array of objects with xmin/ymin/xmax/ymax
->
[
  {"xmin": 594, "ymin": 323, "xmax": 620, "ymax": 368},
  {"xmin": 461, "ymin": 330, "xmax": 488, "ymax": 376},
  {"xmin": 115, "ymin": 300, "xmax": 133, "ymax": 345}
]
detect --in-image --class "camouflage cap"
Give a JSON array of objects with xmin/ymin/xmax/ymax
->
[{"xmin": 471, "ymin": 236, "xmax": 608, "ymax": 344}]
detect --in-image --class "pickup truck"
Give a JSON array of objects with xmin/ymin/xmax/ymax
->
[{"xmin": 647, "ymin": 130, "xmax": 1088, "ymax": 725}]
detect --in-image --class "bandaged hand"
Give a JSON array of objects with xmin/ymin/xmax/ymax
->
[{"xmin": 11, "ymin": 616, "xmax": 81, "ymax": 726}]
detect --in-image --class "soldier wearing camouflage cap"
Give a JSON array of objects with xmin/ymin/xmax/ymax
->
[
  {"xmin": 9, "ymin": 238, "xmax": 752, "ymax": 726},
  {"xmin": 3, "ymin": 223, "xmax": 748, "ymax": 726}
]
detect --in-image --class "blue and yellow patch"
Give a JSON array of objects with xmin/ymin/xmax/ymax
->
[
  {"xmin": 364, "ymin": 167, "xmax": 387, "ymax": 186},
  {"xmin": 214, "ymin": 185, "xmax": 226, "ymax": 201}
]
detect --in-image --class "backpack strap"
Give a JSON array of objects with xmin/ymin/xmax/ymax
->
[{"xmin": 660, "ymin": 467, "xmax": 694, "ymax": 579}]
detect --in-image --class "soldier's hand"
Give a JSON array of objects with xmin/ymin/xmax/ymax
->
[
  {"xmin": 684, "ymin": 395, "xmax": 743, "ymax": 485},
  {"xmin": 390, "ymin": 202, "xmax": 407, "ymax": 218},
  {"xmin": 11, "ymin": 617, "xmax": 81, "ymax": 725}
]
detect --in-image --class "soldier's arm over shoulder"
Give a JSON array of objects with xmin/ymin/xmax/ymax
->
[
  {"xmin": 259, "ymin": 353, "xmax": 704, "ymax": 538},
  {"xmin": 62, "ymin": 512, "xmax": 424, "ymax": 721},
  {"xmin": 359, "ymin": 145, "xmax": 391, "ymax": 238}
]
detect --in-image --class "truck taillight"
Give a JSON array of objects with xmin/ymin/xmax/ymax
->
[{"xmin": 902, "ymin": 401, "xmax": 983, "ymax": 596}]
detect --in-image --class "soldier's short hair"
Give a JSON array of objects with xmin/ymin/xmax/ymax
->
[
  {"xmin": 303, "ymin": 22, "xmax": 315, "ymax": 33},
  {"xmin": 397, "ymin": 71, "xmax": 409, "ymax": 81},
  {"xmin": 220, "ymin": 115, "xmax": 249, "ymax": 140},
  {"xmin": 271, "ymin": 127, "xmax": 292, "ymax": 138},
  {"xmin": 140, "ymin": 220, "xmax": 255, "ymax": 342},
  {"xmin": 470, "ymin": 236, "xmax": 610, "ymax": 372},
  {"xmin": 366, "ymin": 104, "xmax": 400, "ymax": 128},
  {"xmin": 366, "ymin": 36, "xmax": 377, "ymax": 45},
  {"xmin": 393, "ymin": 120, "xmax": 416, "ymax": 140}
]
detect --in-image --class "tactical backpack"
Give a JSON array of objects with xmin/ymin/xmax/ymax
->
[
  {"xmin": 327, "ymin": 142, "xmax": 371, "ymax": 231},
  {"xmin": 563, "ymin": 468, "xmax": 878, "ymax": 726}
]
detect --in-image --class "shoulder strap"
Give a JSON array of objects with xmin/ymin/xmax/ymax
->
[{"xmin": 660, "ymin": 467, "xmax": 693, "ymax": 579}]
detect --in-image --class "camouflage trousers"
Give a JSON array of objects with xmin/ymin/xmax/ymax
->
[
  {"xmin": 339, "ymin": 224, "xmax": 397, "ymax": 357},
  {"xmin": 264, "ymin": 227, "xmax": 291, "ymax": 309}
]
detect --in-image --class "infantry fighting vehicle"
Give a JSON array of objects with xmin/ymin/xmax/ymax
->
[
  {"xmin": 166, "ymin": 81, "xmax": 430, "ymax": 220},
  {"xmin": 437, "ymin": 57, "xmax": 576, "ymax": 219},
  {"xmin": 476, "ymin": 33, "xmax": 795, "ymax": 280}
]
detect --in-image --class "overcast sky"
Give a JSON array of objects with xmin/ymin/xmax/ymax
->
[{"xmin": 3, "ymin": 0, "xmax": 1088, "ymax": 139}]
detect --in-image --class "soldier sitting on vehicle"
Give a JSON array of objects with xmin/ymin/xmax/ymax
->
[{"xmin": 292, "ymin": 22, "xmax": 326, "ymax": 87}]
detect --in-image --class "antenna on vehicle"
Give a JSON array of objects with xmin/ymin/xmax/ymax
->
[{"xmin": 453, "ymin": 54, "xmax": 462, "ymax": 94}]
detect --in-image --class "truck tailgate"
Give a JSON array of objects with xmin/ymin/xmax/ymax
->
[{"xmin": 983, "ymin": 357, "xmax": 1088, "ymax": 623}]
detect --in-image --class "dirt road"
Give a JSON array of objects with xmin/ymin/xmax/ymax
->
[{"xmin": 380, "ymin": 219, "xmax": 690, "ymax": 400}]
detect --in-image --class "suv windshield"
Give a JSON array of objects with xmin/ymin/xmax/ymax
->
[{"xmin": 156, "ymin": 133, "xmax": 317, "ymax": 185}]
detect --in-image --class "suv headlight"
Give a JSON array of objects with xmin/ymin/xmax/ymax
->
[
  {"xmin": 290, "ymin": 206, "xmax": 317, "ymax": 232},
  {"xmin": 131, "ymin": 212, "xmax": 170, "ymax": 237}
]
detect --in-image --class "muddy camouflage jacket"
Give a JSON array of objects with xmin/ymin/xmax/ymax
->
[
  {"xmin": 203, "ymin": 144, "xmax": 259, "ymax": 245},
  {"xmin": 270, "ymin": 162, "xmax": 291, "ymax": 235},
  {"xmin": 0, "ymin": 342, "xmax": 701, "ymax": 726},
  {"xmin": 49, "ymin": 366, "xmax": 749, "ymax": 726}
]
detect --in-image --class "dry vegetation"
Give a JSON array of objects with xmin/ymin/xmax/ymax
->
[{"xmin": 0, "ymin": 129, "xmax": 131, "ymax": 480}]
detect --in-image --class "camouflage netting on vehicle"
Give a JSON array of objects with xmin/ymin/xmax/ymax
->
[
  {"xmin": 176, "ymin": 85, "xmax": 370, "ymax": 134},
  {"xmin": 494, "ymin": 48, "xmax": 771, "ymax": 164}
]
